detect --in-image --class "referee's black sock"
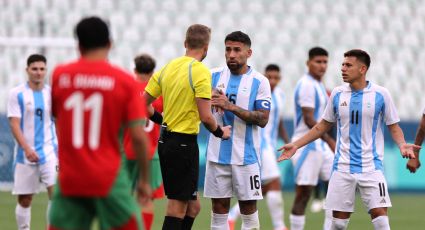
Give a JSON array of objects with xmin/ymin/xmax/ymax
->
[
  {"xmin": 162, "ymin": 216, "xmax": 183, "ymax": 230},
  {"xmin": 181, "ymin": 216, "xmax": 195, "ymax": 230}
]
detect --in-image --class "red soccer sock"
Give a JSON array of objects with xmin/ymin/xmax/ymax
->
[{"xmin": 142, "ymin": 212, "xmax": 154, "ymax": 230}]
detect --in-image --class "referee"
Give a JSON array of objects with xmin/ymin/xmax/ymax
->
[{"xmin": 144, "ymin": 24, "xmax": 231, "ymax": 230}]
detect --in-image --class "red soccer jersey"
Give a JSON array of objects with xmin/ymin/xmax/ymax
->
[
  {"xmin": 124, "ymin": 82, "xmax": 163, "ymax": 160},
  {"xmin": 51, "ymin": 58, "xmax": 146, "ymax": 197}
]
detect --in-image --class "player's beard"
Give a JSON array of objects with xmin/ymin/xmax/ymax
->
[{"xmin": 226, "ymin": 61, "xmax": 243, "ymax": 74}]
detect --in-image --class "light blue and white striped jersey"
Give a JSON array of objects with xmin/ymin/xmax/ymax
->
[
  {"xmin": 322, "ymin": 82, "xmax": 400, "ymax": 173},
  {"xmin": 207, "ymin": 66, "xmax": 271, "ymax": 165},
  {"xmin": 261, "ymin": 87, "xmax": 285, "ymax": 152},
  {"xmin": 7, "ymin": 83, "xmax": 58, "ymax": 165},
  {"xmin": 293, "ymin": 73, "xmax": 328, "ymax": 151}
]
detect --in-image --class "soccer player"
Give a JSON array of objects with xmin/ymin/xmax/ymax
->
[
  {"xmin": 406, "ymin": 106, "xmax": 425, "ymax": 173},
  {"xmin": 227, "ymin": 64, "xmax": 289, "ymax": 230},
  {"xmin": 289, "ymin": 47, "xmax": 335, "ymax": 230},
  {"xmin": 8, "ymin": 54, "xmax": 58, "ymax": 230},
  {"xmin": 144, "ymin": 24, "xmax": 231, "ymax": 230},
  {"xmin": 278, "ymin": 49, "xmax": 420, "ymax": 230},
  {"xmin": 123, "ymin": 54, "xmax": 164, "ymax": 230},
  {"xmin": 49, "ymin": 17, "xmax": 151, "ymax": 230},
  {"xmin": 204, "ymin": 31, "xmax": 271, "ymax": 230}
]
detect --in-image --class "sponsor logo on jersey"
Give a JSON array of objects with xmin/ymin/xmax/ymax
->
[{"xmin": 340, "ymin": 101, "xmax": 348, "ymax": 106}]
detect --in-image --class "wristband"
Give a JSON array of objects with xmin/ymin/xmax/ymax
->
[
  {"xmin": 149, "ymin": 110, "xmax": 163, "ymax": 124},
  {"xmin": 212, "ymin": 125, "xmax": 224, "ymax": 138}
]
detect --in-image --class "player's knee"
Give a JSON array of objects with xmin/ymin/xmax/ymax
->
[
  {"xmin": 239, "ymin": 200, "xmax": 257, "ymax": 215},
  {"xmin": 369, "ymin": 207, "xmax": 388, "ymax": 219},
  {"xmin": 17, "ymin": 195, "xmax": 33, "ymax": 207},
  {"xmin": 331, "ymin": 217, "xmax": 349, "ymax": 230},
  {"xmin": 212, "ymin": 198, "xmax": 230, "ymax": 214}
]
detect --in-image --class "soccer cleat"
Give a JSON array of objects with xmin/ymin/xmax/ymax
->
[
  {"xmin": 310, "ymin": 199, "xmax": 324, "ymax": 213},
  {"xmin": 228, "ymin": 219, "xmax": 235, "ymax": 230}
]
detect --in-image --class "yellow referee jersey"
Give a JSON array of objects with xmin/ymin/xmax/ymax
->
[{"xmin": 145, "ymin": 56, "xmax": 211, "ymax": 134}]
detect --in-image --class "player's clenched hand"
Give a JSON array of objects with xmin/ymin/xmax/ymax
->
[
  {"xmin": 277, "ymin": 143, "xmax": 298, "ymax": 162},
  {"xmin": 212, "ymin": 92, "xmax": 232, "ymax": 111},
  {"xmin": 406, "ymin": 158, "xmax": 421, "ymax": 173},
  {"xmin": 399, "ymin": 143, "xmax": 421, "ymax": 159},
  {"xmin": 221, "ymin": 125, "xmax": 232, "ymax": 140},
  {"xmin": 24, "ymin": 147, "xmax": 39, "ymax": 162},
  {"xmin": 137, "ymin": 181, "xmax": 152, "ymax": 207}
]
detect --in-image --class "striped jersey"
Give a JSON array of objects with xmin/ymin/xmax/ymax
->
[
  {"xmin": 322, "ymin": 82, "xmax": 400, "ymax": 173},
  {"xmin": 206, "ymin": 66, "xmax": 271, "ymax": 165},
  {"xmin": 293, "ymin": 73, "xmax": 328, "ymax": 151},
  {"xmin": 7, "ymin": 83, "xmax": 58, "ymax": 165},
  {"xmin": 261, "ymin": 87, "xmax": 285, "ymax": 152}
]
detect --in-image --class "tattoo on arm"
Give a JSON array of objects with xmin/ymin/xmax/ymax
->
[{"xmin": 231, "ymin": 105, "xmax": 269, "ymax": 128}]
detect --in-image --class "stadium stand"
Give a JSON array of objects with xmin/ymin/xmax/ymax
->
[{"xmin": 0, "ymin": 0, "xmax": 424, "ymax": 118}]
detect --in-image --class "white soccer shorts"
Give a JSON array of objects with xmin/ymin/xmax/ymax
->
[
  {"xmin": 204, "ymin": 161, "xmax": 263, "ymax": 201},
  {"xmin": 12, "ymin": 158, "xmax": 58, "ymax": 195},
  {"xmin": 319, "ymin": 148, "xmax": 334, "ymax": 182},
  {"xmin": 291, "ymin": 146, "xmax": 332, "ymax": 186},
  {"xmin": 260, "ymin": 147, "xmax": 281, "ymax": 183},
  {"xmin": 324, "ymin": 170, "xmax": 392, "ymax": 212}
]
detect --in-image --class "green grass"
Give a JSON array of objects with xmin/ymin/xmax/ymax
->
[{"xmin": 1, "ymin": 191, "xmax": 424, "ymax": 229}]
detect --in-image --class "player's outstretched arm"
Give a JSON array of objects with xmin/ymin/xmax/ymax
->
[
  {"xmin": 387, "ymin": 123, "xmax": 421, "ymax": 161},
  {"xmin": 9, "ymin": 117, "xmax": 39, "ymax": 162},
  {"xmin": 196, "ymin": 97, "xmax": 231, "ymax": 140},
  {"xmin": 277, "ymin": 119, "xmax": 333, "ymax": 162},
  {"xmin": 407, "ymin": 114, "xmax": 425, "ymax": 173},
  {"xmin": 129, "ymin": 124, "xmax": 152, "ymax": 206}
]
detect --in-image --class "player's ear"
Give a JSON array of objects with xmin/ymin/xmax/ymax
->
[
  {"xmin": 184, "ymin": 40, "xmax": 188, "ymax": 48},
  {"xmin": 247, "ymin": 48, "xmax": 252, "ymax": 58}
]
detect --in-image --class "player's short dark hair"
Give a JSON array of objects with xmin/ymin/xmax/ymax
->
[
  {"xmin": 344, "ymin": 49, "xmax": 371, "ymax": 69},
  {"xmin": 265, "ymin": 64, "xmax": 280, "ymax": 72},
  {"xmin": 185, "ymin": 24, "xmax": 211, "ymax": 49},
  {"xmin": 225, "ymin": 31, "xmax": 251, "ymax": 47},
  {"xmin": 75, "ymin": 16, "xmax": 110, "ymax": 51},
  {"xmin": 308, "ymin": 47, "xmax": 328, "ymax": 59},
  {"xmin": 27, "ymin": 54, "xmax": 46, "ymax": 66},
  {"xmin": 134, "ymin": 54, "xmax": 156, "ymax": 74}
]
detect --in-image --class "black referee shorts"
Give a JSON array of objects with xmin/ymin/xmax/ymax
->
[{"xmin": 158, "ymin": 131, "xmax": 199, "ymax": 201}]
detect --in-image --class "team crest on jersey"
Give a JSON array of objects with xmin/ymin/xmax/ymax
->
[{"xmin": 217, "ymin": 83, "xmax": 225, "ymax": 89}]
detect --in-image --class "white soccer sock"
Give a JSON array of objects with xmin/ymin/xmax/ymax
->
[
  {"xmin": 266, "ymin": 191, "xmax": 286, "ymax": 229},
  {"xmin": 16, "ymin": 204, "xmax": 31, "ymax": 230},
  {"xmin": 228, "ymin": 203, "xmax": 241, "ymax": 222},
  {"xmin": 372, "ymin": 216, "xmax": 390, "ymax": 230},
  {"xmin": 46, "ymin": 200, "xmax": 51, "ymax": 225},
  {"xmin": 330, "ymin": 217, "xmax": 349, "ymax": 230},
  {"xmin": 290, "ymin": 214, "xmax": 305, "ymax": 230},
  {"xmin": 241, "ymin": 210, "xmax": 260, "ymax": 230},
  {"xmin": 323, "ymin": 209, "xmax": 332, "ymax": 230},
  {"xmin": 211, "ymin": 212, "xmax": 229, "ymax": 230}
]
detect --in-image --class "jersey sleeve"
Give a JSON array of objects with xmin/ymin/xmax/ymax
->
[
  {"xmin": 145, "ymin": 70, "xmax": 162, "ymax": 98},
  {"xmin": 126, "ymin": 80, "xmax": 147, "ymax": 126},
  {"xmin": 297, "ymin": 80, "xmax": 315, "ymax": 108},
  {"xmin": 322, "ymin": 88, "xmax": 338, "ymax": 122},
  {"xmin": 254, "ymin": 78, "xmax": 272, "ymax": 110},
  {"xmin": 382, "ymin": 89, "xmax": 400, "ymax": 125},
  {"xmin": 192, "ymin": 64, "xmax": 212, "ymax": 99},
  {"xmin": 7, "ymin": 89, "xmax": 21, "ymax": 118}
]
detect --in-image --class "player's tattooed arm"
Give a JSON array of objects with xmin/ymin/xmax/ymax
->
[
  {"xmin": 231, "ymin": 107, "xmax": 269, "ymax": 128},
  {"xmin": 211, "ymin": 92, "xmax": 269, "ymax": 127}
]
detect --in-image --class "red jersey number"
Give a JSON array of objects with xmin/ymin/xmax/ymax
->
[{"xmin": 64, "ymin": 92, "xmax": 103, "ymax": 150}]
